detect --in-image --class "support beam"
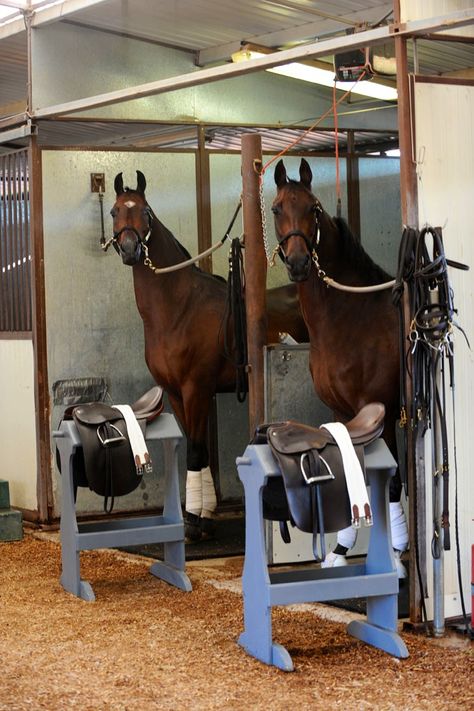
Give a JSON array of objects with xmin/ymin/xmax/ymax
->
[
  {"xmin": 31, "ymin": 9, "xmax": 474, "ymax": 119},
  {"xmin": 241, "ymin": 134, "xmax": 267, "ymax": 435},
  {"xmin": 28, "ymin": 134, "xmax": 53, "ymax": 523},
  {"xmin": 195, "ymin": 125, "xmax": 212, "ymax": 273}
]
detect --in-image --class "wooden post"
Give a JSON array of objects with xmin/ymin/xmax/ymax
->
[
  {"xmin": 241, "ymin": 134, "xmax": 267, "ymax": 435},
  {"xmin": 29, "ymin": 134, "xmax": 53, "ymax": 523},
  {"xmin": 394, "ymin": 0, "xmax": 421, "ymax": 625}
]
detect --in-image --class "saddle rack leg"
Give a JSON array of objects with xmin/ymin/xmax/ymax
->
[
  {"xmin": 149, "ymin": 436, "xmax": 192, "ymax": 592},
  {"xmin": 56, "ymin": 435, "xmax": 95, "ymax": 602},
  {"xmin": 347, "ymin": 447, "xmax": 408, "ymax": 658},
  {"xmin": 237, "ymin": 452, "xmax": 293, "ymax": 672}
]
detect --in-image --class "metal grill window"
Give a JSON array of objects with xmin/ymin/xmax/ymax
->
[{"xmin": 0, "ymin": 149, "xmax": 31, "ymax": 332}]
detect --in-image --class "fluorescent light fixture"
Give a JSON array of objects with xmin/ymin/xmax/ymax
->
[{"xmin": 231, "ymin": 48, "xmax": 398, "ymax": 102}]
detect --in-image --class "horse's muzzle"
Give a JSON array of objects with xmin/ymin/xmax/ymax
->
[
  {"xmin": 118, "ymin": 232, "xmax": 142, "ymax": 265},
  {"xmin": 285, "ymin": 253, "xmax": 311, "ymax": 282}
]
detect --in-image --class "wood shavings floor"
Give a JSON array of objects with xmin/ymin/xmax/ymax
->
[{"xmin": 0, "ymin": 533, "xmax": 472, "ymax": 710}]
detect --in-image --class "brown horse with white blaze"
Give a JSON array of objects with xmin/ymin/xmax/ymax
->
[
  {"xmin": 110, "ymin": 170, "xmax": 308, "ymax": 541},
  {"xmin": 272, "ymin": 158, "xmax": 408, "ymax": 571}
]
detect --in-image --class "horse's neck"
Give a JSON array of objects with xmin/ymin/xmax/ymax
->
[{"xmin": 132, "ymin": 220, "xmax": 193, "ymax": 327}]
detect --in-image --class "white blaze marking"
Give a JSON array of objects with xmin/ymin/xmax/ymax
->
[{"xmin": 124, "ymin": 200, "xmax": 136, "ymax": 208}]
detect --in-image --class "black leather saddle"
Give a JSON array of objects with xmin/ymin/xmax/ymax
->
[
  {"xmin": 254, "ymin": 402, "xmax": 385, "ymax": 559},
  {"xmin": 57, "ymin": 387, "xmax": 163, "ymax": 512}
]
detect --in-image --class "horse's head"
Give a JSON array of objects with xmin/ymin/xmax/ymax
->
[
  {"xmin": 110, "ymin": 171, "xmax": 153, "ymax": 265},
  {"xmin": 272, "ymin": 158, "xmax": 322, "ymax": 282}
]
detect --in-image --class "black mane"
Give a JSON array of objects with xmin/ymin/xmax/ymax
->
[{"xmin": 332, "ymin": 216, "xmax": 393, "ymax": 282}]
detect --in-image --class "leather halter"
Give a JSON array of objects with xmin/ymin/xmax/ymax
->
[
  {"xmin": 102, "ymin": 205, "xmax": 154, "ymax": 254},
  {"xmin": 275, "ymin": 205, "xmax": 322, "ymax": 263}
]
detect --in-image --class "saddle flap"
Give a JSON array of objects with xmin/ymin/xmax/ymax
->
[{"xmin": 73, "ymin": 402, "xmax": 123, "ymax": 427}]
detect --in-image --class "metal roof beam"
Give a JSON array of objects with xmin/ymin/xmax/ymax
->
[
  {"xmin": 197, "ymin": 3, "xmax": 393, "ymax": 66},
  {"xmin": 32, "ymin": 8, "xmax": 474, "ymax": 120}
]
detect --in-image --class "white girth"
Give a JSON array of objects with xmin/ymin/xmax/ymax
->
[
  {"xmin": 321, "ymin": 421, "xmax": 372, "ymax": 528},
  {"xmin": 113, "ymin": 404, "xmax": 152, "ymax": 475}
]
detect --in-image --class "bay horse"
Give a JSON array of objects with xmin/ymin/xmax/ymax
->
[
  {"xmin": 110, "ymin": 170, "xmax": 308, "ymax": 541},
  {"xmin": 272, "ymin": 158, "xmax": 408, "ymax": 570}
]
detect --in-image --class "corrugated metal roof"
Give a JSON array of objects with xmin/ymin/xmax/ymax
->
[{"xmin": 0, "ymin": 118, "xmax": 397, "ymax": 154}]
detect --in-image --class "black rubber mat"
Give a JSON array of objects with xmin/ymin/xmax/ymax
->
[{"xmin": 120, "ymin": 515, "xmax": 246, "ymax": 562}]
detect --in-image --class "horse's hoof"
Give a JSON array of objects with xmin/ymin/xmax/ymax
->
[
  {"xmin": 200, "ymin": 516, "xmax": 216, "ymax": 540},
  {"xmin": 185, "ymin": 513, "xmax": 202, "ymax": 542}
]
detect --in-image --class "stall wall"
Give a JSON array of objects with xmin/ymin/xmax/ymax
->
[
  {"xmin": 0, "ymin": 339, "xmax": 37, "ymax": 510},
  {"xmin": 414, "ymin": 81, "xmax": 474, "ymax": 618}
]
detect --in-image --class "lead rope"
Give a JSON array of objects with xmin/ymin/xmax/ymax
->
[{"xmin": 98, "ymin": 187, "xmax": 106, "ymax": 249}]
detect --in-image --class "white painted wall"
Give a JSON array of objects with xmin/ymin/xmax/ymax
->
[
  {"xmin": 401, "ymin": 0, "xmax": 474, "ymax": 33},
  {"xmin": 0, "ymin": 339, "xmax": 37, "ymax": 511},
  {"xmin": 414, "ymin": 81, "xmax": 474, "ymax": 618}
]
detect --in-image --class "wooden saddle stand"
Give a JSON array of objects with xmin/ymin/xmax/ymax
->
[
  {"xmin": 237, "ymin": 402, "xmax": 409, "ymax": 671},
  {"xmin": 54, "ymin": 387, "xmax": 192, "ymax": 601}
]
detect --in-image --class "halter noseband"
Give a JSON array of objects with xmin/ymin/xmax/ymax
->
[{"xmin": 102, "ymin": 205, "xmax": 154, "ymax": 254}]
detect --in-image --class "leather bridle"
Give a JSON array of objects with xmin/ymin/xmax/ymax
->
[
  {"xmin": 102, "ymin": 205, "xmax": 154, "ymax": 255},
  {"xmin": 274, "ymin": 204, "xmax": 322, "ymax": 265}
]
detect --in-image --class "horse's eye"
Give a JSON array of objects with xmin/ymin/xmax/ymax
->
[
  {"xmin": 271, "ymin": 205, "xmax": 281, "ymax": 215},
  {"xmin": 110, "ymin": 208, "xmax": 117, "ymax": 218}
]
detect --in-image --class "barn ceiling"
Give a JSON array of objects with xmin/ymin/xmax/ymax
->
[{"xmin": 0, "ymin": 1, "xmax": 473, "ymax": 150}]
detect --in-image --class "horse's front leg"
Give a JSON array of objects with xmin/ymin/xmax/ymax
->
[{"xmin": 178, "ymin": 389, "xmax": 218, "ymax": 542}]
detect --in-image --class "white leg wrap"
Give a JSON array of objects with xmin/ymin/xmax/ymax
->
[
  {"xmin": 201, "ymin": 466, "xmax": 217, "ymax": 518},
  {"xmin": 185, "ymin": 470, "xmax": 202, "ymax": 516},
  {"xmin": 390, "ymin": 501, "xmax": 409, "ymax": 552},
  {"xmin": 337, "ymin": 524, "xmax": 358, "ymax": 550}
]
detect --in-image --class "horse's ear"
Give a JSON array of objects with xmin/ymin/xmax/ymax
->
[
  {"xmin": 274, "ymin": 160, "xmax": 288, "ymax": 188},
  {"xmin": 299, "ymin": 159, "xmax": 312, "ymax": 189},
  {"xmin": 114, "ymin": 172, "xmax": 124, "ymax": 195},
  {"xmin": 136, "ymin": 171, "xmax": 147, "ymax": 194}
]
